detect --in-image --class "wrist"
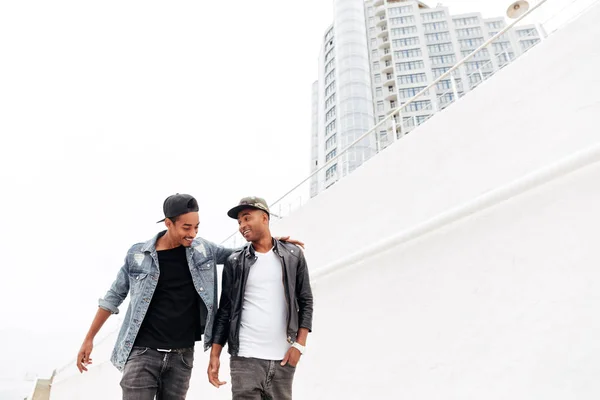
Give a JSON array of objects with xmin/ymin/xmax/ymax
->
[{"xmin": 291, "ymin": 342, "xmax": 305, "ymax": 355}]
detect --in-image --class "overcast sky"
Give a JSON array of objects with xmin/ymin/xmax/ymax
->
[{"xmin": 0, "ymin": 0, "xmax": 592, "ymax": 397}]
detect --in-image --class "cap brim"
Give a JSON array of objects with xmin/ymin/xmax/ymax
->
[
  {"xmin": 227, "ymin": 205, "xmax": 269, "ymax": 219},
  {"xmin": 156, "ymin": 218, "xmax": 166, "ymax": 223}
]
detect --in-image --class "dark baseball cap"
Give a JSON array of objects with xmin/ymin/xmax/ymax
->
[
  {"xmin": 227, "ymin": 196, "xmax": 270, "ymax": 219},
  {"xmin": 157, "ymin": 194, "xmax": 199, "ymax": 223}
]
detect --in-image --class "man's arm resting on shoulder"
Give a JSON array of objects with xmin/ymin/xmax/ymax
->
[
  {"xmin": 212, "ymin": 236, "xmax": 304, "ymax": 266},
  {"xmin": 77, "ymin": 257, "xmax": 130, "ymax": 373}
]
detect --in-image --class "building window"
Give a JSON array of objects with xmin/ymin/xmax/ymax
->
[
  {"xmin": 376, "ymin": 87, "xmax": 383, "ymax": 97},
  {"xmin": 399, "ymin": 86, "xmax": 427, "ymax": 98},
  {"xmin": 517, "ymin": 28, "xmax": 537, "ymax": 37},
  {"xmin": 423, "ymin": 21, "xmax": 449, "ymax": 31},
  {"xmin": 456, "ymin": 27, "xmax": 483, "ymax": 37},
  {"xmin": 497, "ymin": 52, "xmax": 515, "ymax": 63},
  {"xmin": 436, "ymin": 80, "xmax": 452, "ymax": 91},
  {"xmin": 371, "ymin": 38, "xmax": 377, "ymax": 47},
  {"xmin": 390, "ymin": 100, "xmax": 397, "ymax": 108},
  {"xmin": 325, "ymin": 82, "xmax": 336, "ymax": 97},
  {"xmin": 392, "ymin": 36, "xmax": 420, "ymax": 48},
  {"xmin": 325, "ymin": 120, "xmax": 336, "ymax": 135},
  {"xmin": 373, "ymin": 61, "xmax": 380, "ymax": 71},
  {"xmin": 395, "ymin": 60, "xmax": 425, "ymax": 71},
  {"xmin": 486, "ymin": 21, "xmax": 504, "ymax": 30},
  {"xmin": 521, "ymin": 38, "xmax": 540, "ymax": 50},
  {"xmin": 325, "ymin": 49, "xmax": 335, "ymax": 61},
  {"xmin": 325, "ymin": 69, "xmax": 336, "ymax": 85},
  {"xmin": 466, "ymin": 60, "xmax": 491, "ymax": 71},
  {"xmin": 325, "ymin": 93, "xmax": 336, "ymax": 109},
  {"xmin": 462, "ymin": 48, "xmax": 490, "ymax": 58},
  {"xmin": 325, "ymin": 134, "xmax": 337, "ymax": 150},
  {"xmin": 425, "ymin": 32, "xmax": 451, "ymax": 43},
  {"xmin": 459, "ymin": 38, "xmax": 485, "ymax": 49},
  {"xmin": 326, "ymin": 164, "xmax": 338, "ymax": 180},
  {"xmin": 421, "ymin": 11, "xmax": 446, "ymax": 21},
  {"xmin": 397, "ymin": 73, "xmax": 427, "ymax": 84},
  {"xmin": 389, "ymin": 16, "xmax": 416, "ymax": 26},
  {"xmin": 325, "ymin": 28, "xmax": 334, "ymax": 41},
  {"xmin": 326, "ymin": 107, "xmax": 336, "ymax": 122},
  {"xmin": 374, "ymin": 74, "xmax": 382, "ymax": 84},
  {"xmin": 326, "ymin": 149, "xmax": 337, "ymax": 162},
  {"xmin": 430, "ymin": 54, "xmax": 456, "ymax": 65},
  {"xmin": 388, "ymin": 5, "xmax": 413, "ymax": 15},
  {"xmin": 416, "ymin": 115, "xmax": 431, "ymax": 124},
  {"xmin": 325, "ymin": 58, "xmax": 335, "ymax": 72},
  {"xmin": 394, "ymin": 48, "xmax": 422, "ymax": 59},
  {"xmin": 391, "ymin": 26, "xmax": 418, "ymax": 36},
  {"xmin": 405, "ymin": 100, "xmax": 432, "ymax": 112},
  {"xmin": 377, "ymin": 101, "xmax": 384, "ymax": 112},
  {"xmin": 427, "ymin": 42, "xmax": 453, "ymax": 54},
  {"xmin": 492, "ymin": 42, "xmax": 511, "ymax": 53},
  {"xmin": 453, "ymin": 16, "xmax": 479, "ymax": 26}
]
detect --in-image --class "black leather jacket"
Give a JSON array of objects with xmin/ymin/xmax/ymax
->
[{"xmin": 211, "ymin": 239, "xmax": 313, "ymax": 356}]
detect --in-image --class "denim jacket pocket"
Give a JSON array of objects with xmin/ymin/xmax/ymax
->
[
  {"xmin": 129, "ymin": 271, "xmax": 148, "ymax": 295},
  {"xmin": 196, "ymin": 260, "xmax": 213, "ymax": 271}
]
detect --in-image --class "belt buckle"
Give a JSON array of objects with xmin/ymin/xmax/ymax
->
[{"xmin": 156, "ymin": 348, "xmax": 172, "ymax": 353}]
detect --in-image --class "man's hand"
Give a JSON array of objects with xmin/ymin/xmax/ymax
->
[
  {"xmin": 208, "ymin": 355, "xmax": 227, "ymax": 388},
  {"xmin": 281, "ymin": 347, "xmax": 302, "ymax": 367},
  {"xmin": 76, "ymin": 339, "xmax": 94, "ymax": 373},
  {"xmin": 277, "ymin": 236, "xmax": 305, "ymax": 249}
]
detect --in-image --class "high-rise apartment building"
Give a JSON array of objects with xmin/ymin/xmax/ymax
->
[{"xmin": 311, "ymin": 0, "xmax": 542, "ymax": 195}]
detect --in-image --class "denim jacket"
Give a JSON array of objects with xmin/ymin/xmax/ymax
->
[{"xmin": 98, "ymin": 231, "xmax": 233, "ymax": 371}]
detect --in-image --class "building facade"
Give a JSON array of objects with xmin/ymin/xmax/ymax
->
[{"xmin": 311, "ymin": 0, "xmax": 543, "ymax": 195}]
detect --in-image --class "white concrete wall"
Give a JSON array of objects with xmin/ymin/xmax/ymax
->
[{"xmin": 51, "ymin": 2, "xmax": 600, "ymax": 399}]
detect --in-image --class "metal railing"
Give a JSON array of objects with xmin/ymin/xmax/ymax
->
[{"xmin": 221, "ymin": 0, "xmax": 587, "ymax": 248}]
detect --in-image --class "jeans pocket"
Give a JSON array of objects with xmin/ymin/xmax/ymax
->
[
  {"xmin": 127, "ymin": 346, "xmax": 149, "ymax": 361},
  {"xmin": 180, "ymin": 351, "xmax": 194, "ymax": 369}
]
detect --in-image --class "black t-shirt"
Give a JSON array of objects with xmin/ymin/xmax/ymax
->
[{"xmin": 134, "ymin": 245, "xmax": 206, "ymax": 349}]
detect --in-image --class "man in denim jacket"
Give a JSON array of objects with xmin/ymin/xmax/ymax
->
[{"xmin": 76, "ymin": 194, "xmax": 301, "ymax": 400}]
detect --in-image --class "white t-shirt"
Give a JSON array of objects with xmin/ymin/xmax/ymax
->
[{"xmin": 238, "ymin": 249, "xmax": 290, "ymax": 360}]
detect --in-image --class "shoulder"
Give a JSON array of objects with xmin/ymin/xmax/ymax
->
[
  {"xmin": 277, "ymin": 241, "xmax": 304, "ymax": 259},
  {"xmin": 127, "ymin": 242, "xmax": 146, "ymax": 254},
  {"xmin": 226, "ymin": 247, "xmax": 246, "ymax": 264}
]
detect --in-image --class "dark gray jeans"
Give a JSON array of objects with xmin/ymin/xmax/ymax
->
[
  {"xmin": 120, "ymin": 346, "xmax": 194, "ymax": 400},
  {"xmin": 230, "ymin": 356, "xmax": 296, "ymax": 400}
]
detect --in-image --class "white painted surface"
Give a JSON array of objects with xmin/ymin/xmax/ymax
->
[{"xmin": 50, "ymin": 3, "xmax": 600, "ymax": 399}]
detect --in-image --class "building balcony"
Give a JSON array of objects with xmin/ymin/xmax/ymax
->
[
  {"xmin": 377, "ymin": 28, "xmax": 389, "ymax": 38},
  {"xmin": 380, "ymin": 51, "xmax": 392, "ymax": 63},
  {"xmin": 373, "ymin": 0, "xmax": 384, "ymax": 6},
  {"xmin": 385, "ymin": 91, "xmax": 398, "ymax": 101},
  {"xmin": 376, "ymin": 16, "xmax": 387, "ymax": 28},
  {"xmin": 378, "ymin": 39, "xmax": 391, "ymax": 51},
  {"xmin": 383, "ymin": 75, "xmax": 396, "ymax": 86},
  {"xmin": 375, "ymin": 5, "xmax": 386, "ymax": 16},
  {"xmin": 381, "ymin": 64, "xmax": 394, "ymax": 74}
]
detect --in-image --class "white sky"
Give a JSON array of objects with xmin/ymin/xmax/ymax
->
[{"xmin": 0, "ymin": 0, "xmax": 591, "ymax": 396}]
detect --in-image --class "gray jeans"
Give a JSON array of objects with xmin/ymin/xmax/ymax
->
[
  {"xmin": 230, "ymin": 356, "xmax": 296, "ymax": 400},
  {"xmin": 120, "ymin": 346, "xmax": 194, "ymax": 400}
]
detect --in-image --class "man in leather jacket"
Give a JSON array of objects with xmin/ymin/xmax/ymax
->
[{"xmin": 208, "ymin": 196, "xmax": 313, "ymax": 400}]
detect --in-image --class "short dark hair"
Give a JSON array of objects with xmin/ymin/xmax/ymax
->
[{"xmin": 167, "ymin": 215, "xmax": 179, "ymax": 224}]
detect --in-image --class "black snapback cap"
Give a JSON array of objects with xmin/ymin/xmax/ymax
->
[{"xmin": 157, "ymin": 194, "xmax": 199, "ymax": 223}]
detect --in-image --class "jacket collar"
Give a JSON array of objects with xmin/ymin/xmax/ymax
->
[
  {"xmin": 141, "ymin": 230, "xmax": 167, "ymax": 253},
  {"xmin": 245, "ymin": 237, "xmax": 279, "ymax": 258}
]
